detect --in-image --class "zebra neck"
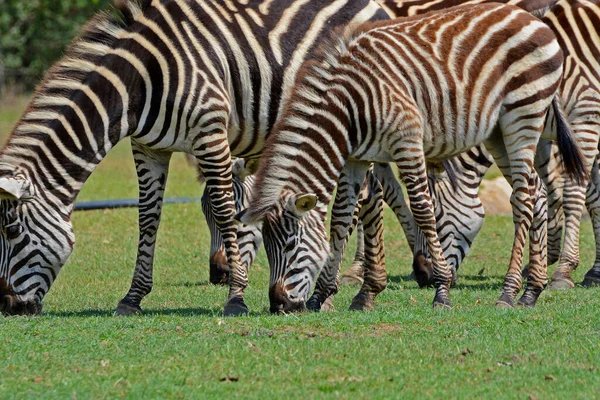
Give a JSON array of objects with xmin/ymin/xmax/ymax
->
[
  {"xmin": 0, "ymin": 85, "xmax": 135, "ymax": 211},
  {"xmin": 248, "ymin": 98, "xmax": 354, "ymax": 222}
]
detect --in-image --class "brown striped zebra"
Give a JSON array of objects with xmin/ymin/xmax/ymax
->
[
  {"xmin": 239, "ymin": 3, "xmax": 586, "ymax": 312},
  {"xmin": 0, "ymin": 0, "xmax": 391, "ymax": 316},
  {"xmin": 400, "ymin": 0, "xmax": 600, "ymax": 290}
]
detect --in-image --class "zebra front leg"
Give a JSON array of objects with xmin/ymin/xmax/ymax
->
[
  {"xmin": 116, "ymin": 143, "xmax": 171, "ymax": 315},
  {"xmin": 349, "ymin": 171, "xmax": 386, "ymax": 311},
  {"xmin": 202, "ymin": 187, "xmax": 230, "ymax": 285},
  {"xmin": 374, "ymin": 163, "xmax": 417, "ymax": 249},
  {"xmin": 517, "ymin": 174, "xmax": 548, "ymax": 307},
  {"xmin": 395, "ymin": 145, "xmax": 453, "ymax": 309},
  {"xmin": 306, "ymin": 161, "xmax": 368, "ymax": 311},
  {"xmin": 583, "ymin": 159, "xmax": 600, "ymax": 286},
  {"xmin": 196, "ymin": 151, "xmax": 247, "ymax": 316}
]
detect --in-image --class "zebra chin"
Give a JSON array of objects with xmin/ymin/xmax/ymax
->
[{"xmin": 0, "ymin": 295, "xmax": 42, "ymax": 316}]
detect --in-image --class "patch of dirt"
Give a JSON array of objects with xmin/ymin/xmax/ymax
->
[{"xmin": 479, "ymin": 178, "xmax": 512, "ymax": 215}]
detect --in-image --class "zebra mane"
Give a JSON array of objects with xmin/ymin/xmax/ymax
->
[
  {"xmin": 1, "ymin": 0, "xmax": 148, "ymax": 145},
  {"xmin": 30, "ymin": 0, "xmax": 149, "ymax": 100},
  {"xmin": 243, "ymin": 24, "xmax": 369, "ymax": 224}
]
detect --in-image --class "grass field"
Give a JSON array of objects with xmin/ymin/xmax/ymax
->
[{"xmin": 1, "ymin": 96, "xmax": 600, "ymax": 398}]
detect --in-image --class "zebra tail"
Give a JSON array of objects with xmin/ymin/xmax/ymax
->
[{"xmin": 553, "ymin": 96, "xmax": 587, "ymax": 185}]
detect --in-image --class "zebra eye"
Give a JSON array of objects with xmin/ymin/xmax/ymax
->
[{"xmin": 5, "ymin": 223, "xmax": 22, "ymax": 240}]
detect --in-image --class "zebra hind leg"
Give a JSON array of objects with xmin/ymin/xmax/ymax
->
[
  {"xmin": 349, "ymin": 172, "xmax": 386, "ymax": 311},
  {"xmin": 517, "ymin": 174, "xmax": 548, "ymax": 308},
  {"xmin": 491, "ymin": 112, "xmax": 542, "ymax": 308},
  {"xmin": 116, "ymin": 144, "xmax": 171, "ymax": 316}
]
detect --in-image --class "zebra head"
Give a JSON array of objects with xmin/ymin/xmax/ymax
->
[
  {"xmin": 239, "ymin": 192, "xmax": 329, "ymax": 313},
  {"xmin": 0, "ymin": 170, "xmax": 74, "ymax": 316}
]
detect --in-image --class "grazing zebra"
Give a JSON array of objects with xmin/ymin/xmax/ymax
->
[
  {"xmin": 239, "ymin": 3, "xmax": 586, "ymax": 312},
  {"xmin": 399, "ymin": 0, "xmax": 600, "ymax": 290},
  {"xmin": 0, "ymin": 0, "xmax": 390, "ymax": 316}
]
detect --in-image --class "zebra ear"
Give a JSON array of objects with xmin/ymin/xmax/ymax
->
[
  {"xmin": 0, "ymin": 177, "xmax": 31, "ymax": 200},
  {"xmin": 291, "ymin": 193, "xmax": 318, "ymax": 215}
]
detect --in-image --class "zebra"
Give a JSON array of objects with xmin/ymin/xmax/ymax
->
[
  {"xmin": 238, "ymin": 3, "xmax": 587, "ymax": 312},
  {"xmin": 398, "ymin": 0, "xmax": 600, "ymax": 290},
  {"xmin": 0, "ymin": 0, "xmax": 391, "ymax": 316},
  {"xmin": 201, "ymin": 0, "xmax": 561, "ymax": 294},
  {"xmin": 333, "ymin": 0, "xmax": 600, "ymax": 293}
]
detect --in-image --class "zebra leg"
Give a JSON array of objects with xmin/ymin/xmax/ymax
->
[
  {"xmin": 394, "ymin": 144, "xmax": 453, "ymax": 309},
  {"xmin": 582, "ymin": 158, "xmax": 600, "ymax": 286},
  {"xmin": 523, "ymin": 141, "xmax": 564, "ymax": 279},
  {"xmin": 549, "ymin": 109, "xmax": 598, "ymax": 289},
  {"xmin": 517, "ymin": 174, "xmax": 548, "ymax": 307},
  {"xmin": 306, "ymin": 161, "xmax": 368, "ymax": 311},
  {"xmin": 491, "ymin": 112, "xmax": 542, "ymax": 308},
  {"xmin": 201, "ymin": 186, "xmax": 230, "ymax": 285},
  {"xmin": 340, "ymin": 221, "xmax": 365, "ymax": 286},
  {"xmin": 374, "ymin": 163, "xmax": 417, "ymax": 249},
  {"xmin": 116, "ymin": 143, "xmax": 171, "ymax": 316},
  {"xmin": 195, "ymin": 150, "xmax": 247, "ymax": 316},
  {"xmin": 349, "ymin": 171, "xmax": 386, "ymax": 311},
  {"xmin": 548, "ymin": 178, "xmax": 586, "ymax": 290}
]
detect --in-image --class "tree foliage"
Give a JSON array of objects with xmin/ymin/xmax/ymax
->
[{"xmin": 0, "ymin": 0, "xmax": 112, "ymax": 90}]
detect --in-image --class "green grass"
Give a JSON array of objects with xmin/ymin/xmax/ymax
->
[{"xmin": 1, "ymin": 96, "xmax": 600, "ymax": 399}]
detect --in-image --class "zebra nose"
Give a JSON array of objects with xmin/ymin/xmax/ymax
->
[
  {"xmin": 412, "ymin": 252, "xmax": 434, "ymax": 288},
  {"xmin": 269, "ymin": 283, "xmax": 287, "ymax": 313}
]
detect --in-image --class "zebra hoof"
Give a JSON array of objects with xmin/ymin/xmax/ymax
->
[
  {"xmin": 432, "ymin": 289, "xmax": 452, "ymax": 309},
  {"xmin": 581, "ymin": 269, "xmax": 600, "ymax": 287},
  {"xmin": 306, "ymin": 294, "xmax": 324, "ymax": 312},
  {"xmin": 548, "ymin": 273, "xmax": 574, "ymax": 291},
  {"xmin": 114, "ymin": 301, "xmax": 142, "ymax": 316},
  {"xmin": 516, "ymin": 287, "xmax": 543, "ymax": 308},
  {"xmin": 495, "ymin": 293, "xmax": 514, "ymax": 309},
  {"xmin": 320, "ymin": 296, "xmax": 335, "ymax": 312},
  {"xmin": 349, "ymin": 292, "xmax": 375, "ymax": 311},
  {"xmin": 223, "ymin": 296, "xmax": 249, "ymax": 316}
]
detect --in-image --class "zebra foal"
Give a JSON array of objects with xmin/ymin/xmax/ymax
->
[{"xmin": 239, "ymin": 3, "xmax": 586, "ymax": 311}]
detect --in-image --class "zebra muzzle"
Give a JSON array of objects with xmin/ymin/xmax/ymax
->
[
  {"xmin": 0, "ymin": 295, "xmax": 15, "ymax": 314},
  {"xmin": 0, "ymin": 295, "xmax": 42, "ymax": 316}
]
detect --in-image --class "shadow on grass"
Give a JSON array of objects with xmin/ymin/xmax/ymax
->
[
  {"xmin": 45, "ymin": 306, "xmax": 271, "ymax": 318},
  {"xmin": 385, "ymin": 273, "xmax": 506, "ymax": 291},
  {"xmin": 163, "ymin": 281, "xmax": 213, "ymax": 288}
]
